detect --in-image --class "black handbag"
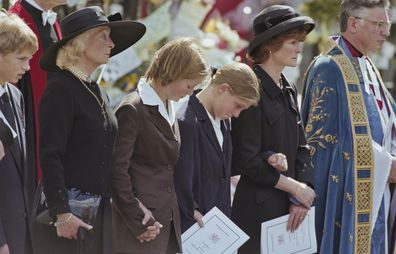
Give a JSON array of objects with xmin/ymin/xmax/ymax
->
[{"xmin": 34, "ymin": 183, "xmax": 102, "ymax": 227}]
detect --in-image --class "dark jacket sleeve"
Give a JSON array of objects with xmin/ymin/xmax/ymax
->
[
  {"xmin": 111, "ymin": 104, "xmax": 153, "ymax": 237},
  {"xmin": 39, "ymin": 81, "xmax": 73, "ymax": 218},
  {"xmin": 231, "ymin": 100, "xmax": 280, "ymax": 187},
  {"xmin": 0, "ymin": 217, "xmax": 5, "ymax": 247},
  {"xmin": 174, "ymin": 116, "xmax": 198, "ymax": 232}
]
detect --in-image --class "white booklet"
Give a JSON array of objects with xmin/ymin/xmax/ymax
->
[
  {"xmin": 181, "ymin": 206, "xmax": 249, "ymax": 254},
  {"xmin": 261, "ymin": 207, "xmax": 317, "ymax": 254}
]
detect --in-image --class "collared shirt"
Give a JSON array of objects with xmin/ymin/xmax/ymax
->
[
  {"xmin": 204, "ymin": 108, "xmax": 223, "ymax": 150},
  {"xmin": 137, "ymin": 79, "xmax": 176, "ymax": 127},
  {"xmin": 25, "ymin": 0, "xmax": 58, "ymax": 38}
]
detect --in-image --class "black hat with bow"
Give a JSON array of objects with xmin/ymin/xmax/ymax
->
[
  {"xmin": 248, "ymin": 5, "xmax": 315, "ymax": 56},
  {"xmin": 40, "ymin": 6, "xmax": 146, "ymax": 71}
]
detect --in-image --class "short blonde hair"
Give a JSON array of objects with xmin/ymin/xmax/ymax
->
[
  {"xmin": 144, "ymin": 37, "xmax": 210, "ymax": 86},
  {"xmin": 211, "ymin": 62, "xmax": 260, "ymax": 105},
  {"xmin": 56, "ymin": 29, "xmax": 94, "ymax": 69},
  {"xmin": 0, "ymin": 11, "xmax": 38, "ymax": 54}
]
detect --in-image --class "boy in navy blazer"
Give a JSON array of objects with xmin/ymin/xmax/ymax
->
[{"xmin": 0, "ymin": 11, "xmax": 38, "ymax": 254}]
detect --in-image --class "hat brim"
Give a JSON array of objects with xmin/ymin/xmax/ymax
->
[
  {"xmin": 40, "ymin": 21, "xmax": 146, "ymax": 72},
  {"xmin": 247, "ymin": 16, "xmax": 315, "ymax": 57}
]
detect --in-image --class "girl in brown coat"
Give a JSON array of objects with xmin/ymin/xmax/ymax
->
[{"xmin": 111, "ymin": 38, "xmax": 210, "ymax": 254}]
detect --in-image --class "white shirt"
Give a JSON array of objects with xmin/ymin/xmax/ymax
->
[
  {"xmin": 25, "ymin": 0, "xmax": 58, "ymax": 29},
  {"xmin": 137, "ymin": 79, "xmax": 176, "ymax": 127},
  {"xmin": 359, "ymin": 57, "xmax": 390, "ymax": 128},
  {"xmin": 358, "ymin": 57, "xmax": 396, "ymax": 240},
  {"xmin": 204, "ymin": 108, "xmax": 223, "ymax": 150}
]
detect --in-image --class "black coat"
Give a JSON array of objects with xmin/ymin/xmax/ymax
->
[
  {"xmin": 0, "ymin": 84, "xmax": 30, "ymax": 254},
  {"xmin": 231, "ymin": 65, "xmax": 313, "ymax": 254},
  {"xmin": 174, "ymin": 94, "xmax": 232, "ymax": 233},
  {"xmin": 31, "ymin": 70, "xmax": 117, "ymax": 254}
]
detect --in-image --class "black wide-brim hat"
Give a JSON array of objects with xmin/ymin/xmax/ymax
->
[
  {"xmin": 40, "ymin": 6, "xmax": 146, "ymax": 72},
  {"xmin": 248, "ymin": 5, "xmax": 315, "ymax": 56}
]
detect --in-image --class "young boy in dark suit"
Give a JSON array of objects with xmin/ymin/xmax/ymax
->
[{"xmin": 0, "ymin": 11, "xmax": 38, "ymax": 254}]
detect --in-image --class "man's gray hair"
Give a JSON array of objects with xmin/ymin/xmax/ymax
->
[{"xmin": 340, "ymin": 0, "xmax": 389, "ymax": 32}]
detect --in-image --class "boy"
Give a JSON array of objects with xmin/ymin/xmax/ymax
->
[{"xmin": 0, "ymin": 11, "xmax": 38, "ymax": 254}]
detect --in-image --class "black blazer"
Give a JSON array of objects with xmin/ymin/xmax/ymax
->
[
  {"xmin": 174, "ymin": 94, "xmax": 232, "ymax": 233},
  {"xmin": 0, "ymin": 83, "xmax": 29, "ymax": 254},
  {"xmin": 33, "ymin": 70, "xmax": 117, "ymax": 254},
  {"xmin": 38, "ymin": 71, "xmax": 117, "ymax": 214},
  {"xmin": 231, "ymin": 65, "xmax": 313, "ymax": 254}
]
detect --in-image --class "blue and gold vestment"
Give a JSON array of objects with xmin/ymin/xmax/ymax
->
[{"xmin": 301, "ymin": 36, "xmax": 396, "ymax": 254}]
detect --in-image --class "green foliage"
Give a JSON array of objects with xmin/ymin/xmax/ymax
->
[
  {"xmin": 301, "ymin": 0, "xmax": 340, "ymax": 25},
  {"xmin": 301, "ymin": 0, "xmax": 340, "ymax": 30},
  {"xmin": 301, "ymin": 0, "xmax": 341, "ymax": 49}
]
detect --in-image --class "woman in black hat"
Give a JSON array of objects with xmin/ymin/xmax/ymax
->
[
  {"xmin": 231, "ymin": 5, "xmax": 316, "ymax": 254},
  {"xmin": 30, "ymin": 6, "xmax": 145, "ymax": 254}
]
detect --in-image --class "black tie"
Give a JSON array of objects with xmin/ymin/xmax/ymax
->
[
  {"xmin": 0, "ymin": 92, "xmax": 22, "ymax": 155},
  {"xmin": 1, "ymin": 92, "xmax": 17, "ymax": 133}
]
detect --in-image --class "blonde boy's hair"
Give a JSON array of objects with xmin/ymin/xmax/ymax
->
[
  {"xmin": 0, "ymin": 11, "xmax": 38, "ymax": 54},
  {"xmin": 144, "ymin": 37, "xmax": 210, "ymax": 86},
  {"xmin": 211, "ymin": 62, "xmax": 260, "ymax": 105},
  {"xmin": 56, "ymin": 29, "xmax": 95, "ymax": 69}
]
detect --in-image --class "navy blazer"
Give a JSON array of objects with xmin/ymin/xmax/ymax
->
[
  {"xmin": 0, "ymin": 83, "xmax": 30, "ymax": 254},
  {"xmin": 174, "ymin": 94, "xmax": 232, "ymax": 233}
]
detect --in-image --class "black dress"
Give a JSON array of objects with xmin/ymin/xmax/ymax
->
[
  {"xmin": 231, "ymin": 65, "xmax": 313, "ymax": 254},
  {"xmin": 31, "ymin": 70, "xmax": 117, "ymax": 254}
]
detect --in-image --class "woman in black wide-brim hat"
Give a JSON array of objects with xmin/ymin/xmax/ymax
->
[
  {"xmin": 231, "ymin": 5, "xmax": 316, "ymax": 254},
  {"xmin": 30, "ymin": 6, "xmax": 145, "ymax": 254}
]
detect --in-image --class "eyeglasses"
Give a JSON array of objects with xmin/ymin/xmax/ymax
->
[{"xmin": 354, "ymin": 16, "xmax": 392, "ymax": 31}]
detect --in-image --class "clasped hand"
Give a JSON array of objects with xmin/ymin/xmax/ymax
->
[
  {"xmin": 293, "ymin": 183, "xmax": 315, "ymax": 209},
  {"xmin": 136, "ymin": 199, "xmax": 162, "ymax": 243},
  {"xmin": 55, "ymin": 213, "xmax": 93, "ymax": 239},
  {"xmin": 268, "ymin": 153, "xmax": 288, "ymax": 172}
]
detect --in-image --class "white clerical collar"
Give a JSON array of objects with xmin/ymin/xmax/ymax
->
[{"xmin": 137, "ymin": 79, "xmax": 175, "ymax": 127}]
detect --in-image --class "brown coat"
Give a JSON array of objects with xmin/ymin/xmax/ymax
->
[{"xmin": 111, "ymin": 91, "xmax": 181, "ymax": 254}]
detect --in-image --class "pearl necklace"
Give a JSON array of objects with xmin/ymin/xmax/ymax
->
[{"xmin": 65, "ymin": 66, "xmax": 109, "ymax": 130}]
